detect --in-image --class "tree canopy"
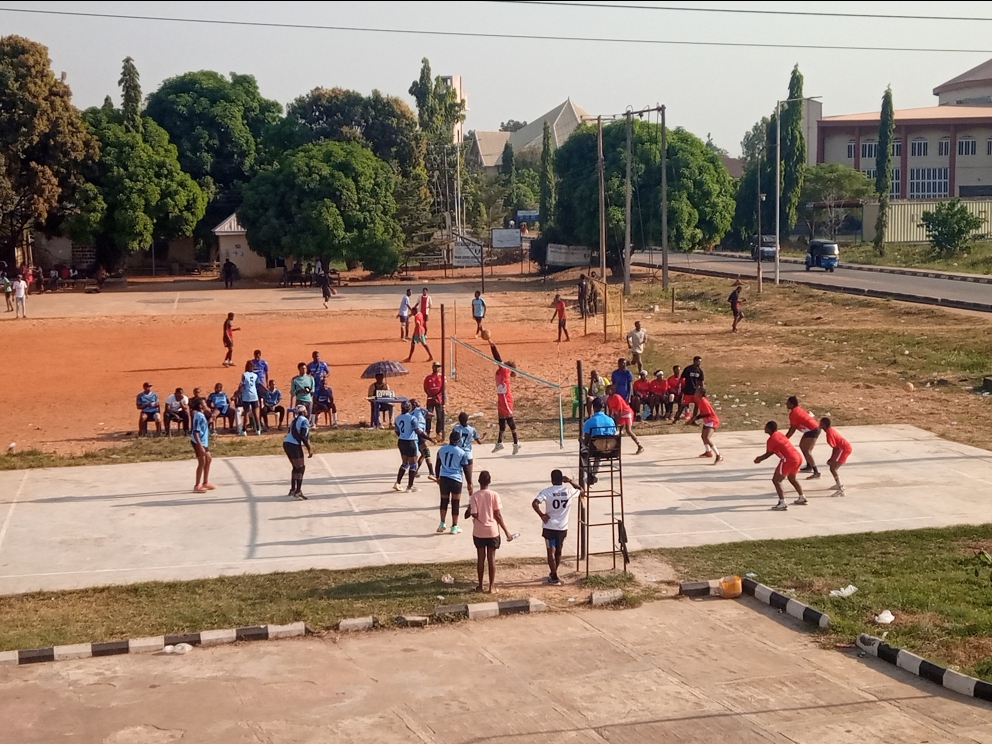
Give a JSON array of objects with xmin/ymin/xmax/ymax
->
[
  {"xmin": 500, "ymin": 119, "xmax": 527, "ymax": 132},
  {"xmin": 797, "ymin": 162, "xmax": 872, "ymax": 238},
  {"xmin": 238, "ymin": 140, "xmax": 403, "ymax": 273},
  {"xmin": 873, "ymin": 86, "xmax": 895, "ymax": 254},
  {"xmin": 780, "ymin": 65, "xmax": 806, "ymax": 234},
  {"xmin": 920, "ymin": 199, "xmax": 985, "ymax": 258},
  {"xmin": 0, "ymin": 35, "xmax": 96, "ymax": 266}
]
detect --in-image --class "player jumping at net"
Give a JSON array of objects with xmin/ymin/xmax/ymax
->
[
  {"xmin": 688, "ymin": 386, "xmax": 722, "ymax": 463},
  {"xmin": 754, "ymin": 420, "xmax": 807, "ymax": 510},
  {"xmin": 393, "ymin": 401, "xmax": 421, "ymax": 492},
  {"xmin": 489, "ymin": 340, "xmax": 520, "ymax": 455},
  {"xmin": 435, "ymin": 431, "xmax": 470, "ymax": 534},
  {"xmin": 820, "ymin": 417, "xmax": 852, "ymax": 496}
]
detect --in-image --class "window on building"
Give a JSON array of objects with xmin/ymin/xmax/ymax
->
[
  {"xmin": 891, "ymin": 168, "xmax": 901, "ymax": 198},
  {"xmin": 846, "ymin": 139, "xmax": 856, "ymax": 159},
  {"xmin": 862, "ymin": 168, "xmax": 877, "ymax": 181},
  {"xmin": 861, "ymin": 140, "xmax": 878, "ymax": 160},
  {"xmin": 908, "ymin": 167, "xmax": 949, "ymax": 198},
  {"xmin": 911, "ymin": 138, "xmax": 928, "ymax": 157},
  {"xmin": 265, "ymin": 256, "xmax": 286, "ymax": 269},
  {"xmin": 958, "ymin": 137, "xmax": 977, "ymax": 156},
  {"xmin": 892, "ymin": 138, "xmax": 902, "ymax": 156},
  {"xmin": 938, "ymin": 138, "xmax": 950, "ymax": 156}
]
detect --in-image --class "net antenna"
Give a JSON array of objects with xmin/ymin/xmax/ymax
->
[{"xmin": 449, "ymin": 336, "xmax": 565, "ymax": 449}]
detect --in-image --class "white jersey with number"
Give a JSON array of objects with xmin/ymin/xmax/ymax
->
[{"xmin": 535, "ymin": 484, "xmax": 578, "ymax": 531}]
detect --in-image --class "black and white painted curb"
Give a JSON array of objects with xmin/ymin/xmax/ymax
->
[
  {"xmin": 0, "ymin": 622, "xmax": 306, "ymax": 667},
  {"xmin": 433, "ymin": 597, "xmax": 548, "ymax": 619},
  {"xmin": 742, "ymin": 577, "xmax": 830, "ymax": 628},
  {"xmin": 856, "ymin": 633, "xmax": 992, "ymax": 703}
]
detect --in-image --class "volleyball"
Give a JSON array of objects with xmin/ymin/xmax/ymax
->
[{"xmin": 481, "ymin": 329, "xmax": 491, "ymax": 340}]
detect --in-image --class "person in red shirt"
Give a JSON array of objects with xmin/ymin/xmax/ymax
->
[
  {"xmin": 665, "ymin": 365, "xmax": 682, "ymax": 421},
  {"xmin": 648, "ymin": 370, "xmax": 668, "ymax": 420},
  {"xmin": 689, "ymin": 387, "xmax": 722, "ymax": 463},
  {"xmin": 754, "ymin": 420, "xmax": 806, "ymax": 510},
  {"xmin": 606, "ymin": 385, "xmax": 644, "ymax": 455},
  {"xmin": 550, "ymin": 293, "xmax": 570, "ymax": 342},
  {"xmin": 820, "ymin": 417, "xmax": 852, "ymax": 496},
  {"xmin": 489, "ymin": 340, "xmax": 519, "ymax": 454},
  {"xmin": 403, "ymin": 310, "xmax": 434, "ymax": 363},
  {"xmin": 786, "ymin": 395, "xmax": 821, "ymax": 479},
  {"xmin": 631, "ymin": 370, "xmax": 653, "ymax": 421},
  {"xmin": 423, "ymin": 362, "xmax": 445, "ymax": 437}
]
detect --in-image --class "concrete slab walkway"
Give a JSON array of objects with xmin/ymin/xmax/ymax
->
[
  {"xmin": 1, "ymin": 424, "xmax": 989, "ymax": 595},
  {"xmin": 2, "ymin": 598, "xmax": 990, "ymax": 743}
]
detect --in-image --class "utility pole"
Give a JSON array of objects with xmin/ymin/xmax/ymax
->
[
  {"xmin": 598, "ymin": 116, "xmax": 606, "ymax": 280},
  {"xmin": 623, "ymin": 109, "xmax": 633, "ymax": 295},
  {"xmin": 661, "ymin": 105, "xmax": 669, "ymax": 290}
]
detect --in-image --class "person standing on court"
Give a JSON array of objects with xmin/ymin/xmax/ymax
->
[
  {"xmin": 222, "ymin": 312, "xmax": 239, "ymax": 366},
  {"xmin": 398, "ymin": 288, "xmax": 413, "ymax": 340},
  {"xmin": 238, "ymin": 361, "xmax": 262, "ymax": 435},
  {"xmin": 190, "ymin": 399, "xmax": 214, "ymax": 493},
  {"xmin": 626, "ymin": 321, "xmax": 647, "ymax": 374},
  {"xmin": 472, "ymin": 290, "xmax": 487, "ymax": 336},
  {"xmin": 290, "ymin": 362, "xmax": 315, "ymax": 421},
  {"xmin": 532, "ymin": 470, "xmax": 582, "ymax": 585},
  {"xmin": 423, "ymin": 361, "xmax": 446, "ymax": 437},
  {"xmin": 283, "ymin": 404, "xmax": 313, "ymax": 499},
  {"xmin": 419, "ymin": 287, "xmax": 433, "ymax": 334},
  {"xmin": 467, "ymin": 470, "xmax": 513, "ymax": 593},
  {"xmin": 577, "ymin": 274, "xmax": 588, "ymax": 318},
  {"xmin": 12, "ymin": 273, "xmax": 27, "ymax": 319},
  {"xmin": 551, "ymin": 293, "xmax": 570, "ymax": 342},
  {"xmin": 673, "ymin": 356, "xmax": 704, "ymax": 422}
]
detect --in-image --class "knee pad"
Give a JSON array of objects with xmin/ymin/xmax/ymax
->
[{"xmin": 408, "ymin": 463, "xmax": 417, "ymax": 473}]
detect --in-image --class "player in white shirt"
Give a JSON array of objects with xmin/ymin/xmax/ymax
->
[
  {"xmin": 532, "ymin": 469, "xmax": 582, "ymax": 585},
  {"xmin": 397, "ymin": 289, "xmax": 413, "ymax": 340}
]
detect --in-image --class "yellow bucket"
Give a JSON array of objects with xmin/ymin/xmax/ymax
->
[{"xmin": 720, "ymin": 575, "xmax": 742, "ymax": 599}]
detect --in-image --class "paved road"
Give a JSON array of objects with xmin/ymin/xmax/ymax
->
[
  {"xmin": 5, "ymin": 599, "xmax": 990, "ymax": 743},
  {"xmin": 636, "ymin": 253, "xmax": 992, "ymax": 311}
]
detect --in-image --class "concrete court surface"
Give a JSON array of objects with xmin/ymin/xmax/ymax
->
[
  {"xmin": 3, "ymin": 598, "xmax": 992, "ymax": 744},
  {"xmin": 1, "ymin": 424, "xmax": 990, "ymax": 595}
]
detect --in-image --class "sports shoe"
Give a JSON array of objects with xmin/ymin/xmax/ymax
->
[
  {"xmin": 699, "ymin": 451, "xmax": 713, "ymax": 458},
  {"xmin": 436, "ymin": 522, "xmax": 447, "ymax": 533},
  {"xmin": 588, "ymin": 475, "xmax": 599, "ymax": 485},
  {"xmin": 202, "ymin": 482, "xmax": 216, "ymax": 490},
  {"xmin": 635, "ymin": 445, "xmax": 644, "ymax": 455},
  {"xmin": 427, "ymin": 475, "xmax": 438, "ymax": 483},
  {"xmin": 288, "ymin": 488, "xmax": 297, "ymax": 497},
  {"xmin": 714, "ymin": 455, "xmax": 724, "ymax": 464},
  {"xmin": 833, "ymin": 487, "xmax": 846, "ymax": 497},
  {"xmin": 805, "ymin": 472, "xmax": 821, "ymax": 480},
  {"xmin": 294, "ymin": 491, "xmax": 308, "ymax": 500},
  {"xmin": 238, "ymin": 430, "xmax": 247, "ymax": 437},
  {"xmin": 392, "ymin": 482, "xmax": 404, "ymax": 492},
  {"xmin": 830, "ymin": 482, "xmax": 844, "ymax": 490},
  {"xmin": 771, "ymin": 501, "xmax": 788, "ymax": 511},
  {"xmin": 512, "ymin": 443, "xmax": 521, "ymax": 455},
  {"xmin": 406, "ymin": 485, "xmax": 419, "ymax": 493},
  {"xmin": 449, "ymin": 524, "xmax": 462, "ymax": 534},
  {"xmin": 548, "ymin": 576, "xmax": 562, "ymax": 586},
  {"xmin": 193, "ymin": 485, "xmax": 207, "ymax": 493},
  {"xmin": 793, "ymin": 497, "xmax": 809, "ymax": 505},
  {"xmin": 492, "ymin": 443, "xmax": 504, "ymax": 453},
  {"xmin": 799, "ymin": 464, "xmax": 813, "ymax": 472}
]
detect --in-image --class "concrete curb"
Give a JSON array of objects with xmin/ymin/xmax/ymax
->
[
  {"xmin": 434, "ymin": 597, "xmax": 548, "ymax": 620},
  {"xmin": 742, "ymin": 577, "xmax": 830, "ymax": 628},
  {"xmin": 0, "ymin": 622, "xmax": 307, "ymax": 667},
  {"xmin": 856, "ymin": 633, "xmax": 992, "ymax": 703},
  {"xmin": 678, "ymin": 579, "xmax": 722, "ymax": 598},
  {"xmin": 590, "ymin": 589, "xmax": 624, "ymax": 606}
]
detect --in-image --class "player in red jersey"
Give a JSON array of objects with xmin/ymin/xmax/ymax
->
[
  {"xmin": 666, "ymin": 365, "xmax": 682, "ymax": 422},
  {"xmin": 551, "ymin": 294, "xmax": 570, "ymax": 342},
  {"xmin": 648, "ymin": 370, "xmax": 668, "ymax": 420},
  {"xmin": 786, "ymin": 395, "xmax": 821, "ymax": 479},
  {"xmin": 820, "ymin": 417, "xmax": 852, "ymax": 496},
  {"xmin": 631, "ymin": 370, "xmax": 652, "ymax": 421},
  {"xmin": 606, "ymin": 385, "xmax": 644, "ymax": 455},
  {"xmin": 754, "ymin": 420, "xmax": 806, "ymax": 510},
  {"xmin": 689, "ymin": 386, "xmax": 722, "ymax": 463},
  {"xmin": 489, "ymin": 341, "xmax": 519, "ymax": 455}
]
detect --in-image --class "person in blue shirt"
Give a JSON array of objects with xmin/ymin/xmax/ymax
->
[
  {"xmin": 611, "ymin": 358, "xmax": 634, "ymax": 402},
  {"xmin": 434, "ymin": 431, "xmax": 470, "ymax": 534},
  {"xmin": 135, "ymin": 382, "xmax": 162, "ymax": 436},
  {"xmin": 238, "ymin": 361, "xmax": 261, "ymax": 435},
  {"xmin": 251, "ymin": 349, "xmax": 270, "ymax": 393},
  {"xmin": 283, "ymin": 404, "xmax": 313, "ymax": 499},
  {"xmin": 472, "ymin": 290, "xmax": 487, "ymax": 336},
  {"xmin": 393, "ymin": 402, "xmax": 421, "ymax": 492},
  {"xmin": 207, "ymin": 382, "xmax": 236, "ymax": 432},
  {"xmin": 452, "ymin": 411, "xmax": 486, "ymax": 493},
  {"xmin": 189, "ymin": 399, "xmax": 213, "ymax": 493},
  {"xmin": 261, "ymin": 379, "xmax": 286, "ymax": 430},
  {"xmin": 409, "ymin": 398, "xmax": 437, "ymax": 482},
  {"xmin": 307, "ymin": 351, "xmax": 330, "ymax": 389},
  {"xmin": 581, "ymin": 398, "xmax": 619, "ymax": 485}
]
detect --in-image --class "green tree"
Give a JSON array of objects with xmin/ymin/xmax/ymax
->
[
  {"xmin": 539, "ymin": 120, "xmax": 555, "ymax": 228},
  {"xmin": 920, "ymin": 199, "xmax": 984, "ymax": 258},
  {"xmin": 705, "ymin": 133, "xmax": 729, "ymax": 158},
  {"xmin": 500, "ymin": 119, "xmax": 527, "ymax": 132},
  {"xmin": 873, "ymin": 86, "xmax": 895, "ymax": 256},
  {"xmin": 499, "ymin": 141, "xmax": 515, "ymax": 178},
  {"xmin": 463, "ymin": 170, "xmax": 510, "ymax": 234},
  {"xmin": 797, "ymin": 163, "xmax": 873, "ymax": 239},
  {"xmin": 119, "ymin": 56, "xmax": 142, "ymax": 134},
  {"xmin": 0, "ymin": 35, "xmax": 96, "ymax": 266},
  {"xmin": 780, "ymin": 65, "xmax": 806, "ymax": 234},
  {"xmin": 553, "ymin": 120, "xmax": 734, "ymax": 269},
  {"xmin": 740, "ymin": 117, "xmax": 770, "ymax": 171},
  {"xmin": 238, "ymin": 140, "xmax": 402, "ymax": 273},
  {"xmin": 145, "ymin": 71, "xmax": 281, "ymax": 239}
]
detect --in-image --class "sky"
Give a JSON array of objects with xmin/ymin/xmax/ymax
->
[{"xmin": 3, "ymin": 1, "xmax": 992, "ymax": 157}]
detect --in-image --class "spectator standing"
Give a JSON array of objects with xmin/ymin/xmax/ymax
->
[
  {"xmin": 290, "ymin": 362, "xmax": 315, "ymax": 420},
  {"xmin": 238, "ymin": 361, "xmax": 261, "ymax": 435},
  {"xmin": 626, "ymin": 321, "xmax": 647, "ymax": 374},
  {"xmin": 610, "ymin": 358, "xmax": 634, "ymax": 402},
  {"xmin": 423, "ymin": 361, "xmax": 445, "ymax": 437},
  {"xmin": 12, "ymin": 274, "xmax": 27, "ymax": 319},
  {"xmin": 190, "ymin": 399, "xmax": 214, "ymax": 493},
  {"xmin": 674, "ymin": 357, "xmax": 704, "ymax": 422},
  {"xmin": 222, "ymin": 259, "xmax": 236, "ymax": 289},
  {"xmin": 532, "ymin": 470, "xmax": 582, "ymax": 585},
  {"xmin": 551, "ymin": 293, "xmax": 570, "ymax": 342},
  {"xmin": 467, "ymin": 470, "xmax": 513, "ymax": 593},
  {"xmin": 398, "ymin": 288, "xmax": 413, "ymax": 340},
  {"xmin": 307, "ymin": 351, "xmax": 329, "ymax": 386},
  {"xmin": 164, "ymin": 387, "xmax": 191, "ymax": 436},
  {"xmin": 135, "ymin": 382, "xmax": 162, "ymax": 436},
  {"xmin": 222, "ymin": 313, "xmax": 239, "ymax": 367},
  {"xmin": 251, "ymin": 349, "xmax": 269, "ymax": 387},
  {"xmin": 472, "ymin": 290, "xmax": 487, "ymax": 336},
  {"xmin": 577, "ymin": 274, "xmax": 588, "ymax": 318},
  {"xmin": 2, "ymin": 270, "xmax": 13, "ymax": 312},
  {"xmin": 419, "ymin": 287, "xmax": 433, "ymax": 334}
]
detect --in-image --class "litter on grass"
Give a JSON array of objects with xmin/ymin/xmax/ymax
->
[
  {"xmin": 829, "ymin": 584, "xmax": 858, "ymax": 598},
  {"xmin": 875, "ymin": 610, "xmax": 895, "ymax": 625}
]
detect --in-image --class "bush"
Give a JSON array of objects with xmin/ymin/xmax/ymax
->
[
  {"xmin": 357, "ymin": 240, "xmax": 402, "ymax": 276},
  {"xmin": 920, "ymin": 199, "xmax": 985, "ymax": 258}
]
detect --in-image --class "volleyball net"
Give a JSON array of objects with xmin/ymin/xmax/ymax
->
[{"xmin": 448, "ymin": 336, "xmax": 564, "ymax": 448}]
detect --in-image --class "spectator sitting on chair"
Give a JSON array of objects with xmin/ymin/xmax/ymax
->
[
  {"xmin": 631, "ymin": 370, "xmax": 653, "ymax": 421},
  {"xmin": 164, "ymin": 387, "xmax": 191, "ymax": 435},
  {"xmin": 189, "ymin": 387, "xmax": 206, "ymax": 415},
  {"xmin": 585, "ymin": 369, "xmax": 609, "ymax": 417},
  {"xmin": 368, "ymin": 373, "xmax": 393, "ymax": 428},
  {"xmin": 312, "ymin": 375, "xmax": 337, "ymax": 427},
  {"xmin": 262, "ymin": 378, "xmax": 287, "ymax": 430},
  {"xmin": 582, "ymin": 397, "xmax": 619, "ymax": 485},
  {"xmin": 135, "ymin": 382, "xmax": 162, "ymax": 436},
  {"xmin": 207, "ymin": 382, "xmax": 236, "ymax": 432}
]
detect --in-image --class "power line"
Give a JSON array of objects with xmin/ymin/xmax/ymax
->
[
  {"xmin": 492, "ymin": 0, "xmax": 992, "ymax": 24},
  {"xmin": 0, "ymin": 6, "xmax": 990, "ymax": 55}
]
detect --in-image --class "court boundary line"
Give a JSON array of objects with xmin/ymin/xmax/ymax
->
[{"xmin": 0, "ymin": 471, "xmax": 28, "ymax": 553}]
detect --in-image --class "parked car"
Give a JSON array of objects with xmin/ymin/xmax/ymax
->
[
  {"xmin": 749, "ymin": 235, "xmax": 778, "ymax": 262},
  {"xmin": 805, "ymin": 239, "xmax": 839, "ymax": 272}
]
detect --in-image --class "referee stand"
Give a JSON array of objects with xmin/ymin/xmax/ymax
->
[{"xmin": 575, "ymin": 361, "xmax": 630, "ymax": 577}]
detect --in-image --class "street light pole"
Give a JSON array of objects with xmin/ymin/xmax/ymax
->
[{"xmin": 623, "ymin": 108, "xmax": 633, "ymax": 295}]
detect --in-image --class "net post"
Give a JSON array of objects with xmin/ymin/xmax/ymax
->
[
  {"xmin": 603, "ymin": 281, "xmax": 607, "ymax": 343},
  {"xmin": 441, "ymin": 303, "xmax": 447, "ymax": 401},
  {"xmin": 576, "ymin": 359, "xmax": 586, "ymax": 568},
  {"xmin": 671, "ymin": 286, "xmax": 675, "ymax": 313}
]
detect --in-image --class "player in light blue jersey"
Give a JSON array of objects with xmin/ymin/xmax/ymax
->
[
  {"xmin": 434, "ymin": 431, "xmax": 469, "ymax": 534},
  {"xmin": 409, "ymin": 398, "xmax": 437, "ymax": 482},
  {"xmin": 472, "ymin": 290, "xmax": 486, "ymax": 336},
  {"xmin": 393, "ymin": 402, "xmax": 421, "ymax": 492},
  {"xmin": 189, "ymin": 399, "xmax": 213, "ymax": 493},
  {"xmin": 452, "ymin": 411, "xmax": 486, "ymax": 492}
]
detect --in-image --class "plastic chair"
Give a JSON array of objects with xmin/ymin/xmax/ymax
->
[{"xmin": 570, "ymin": 385, "xmax": 587, "ymax": 419}]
